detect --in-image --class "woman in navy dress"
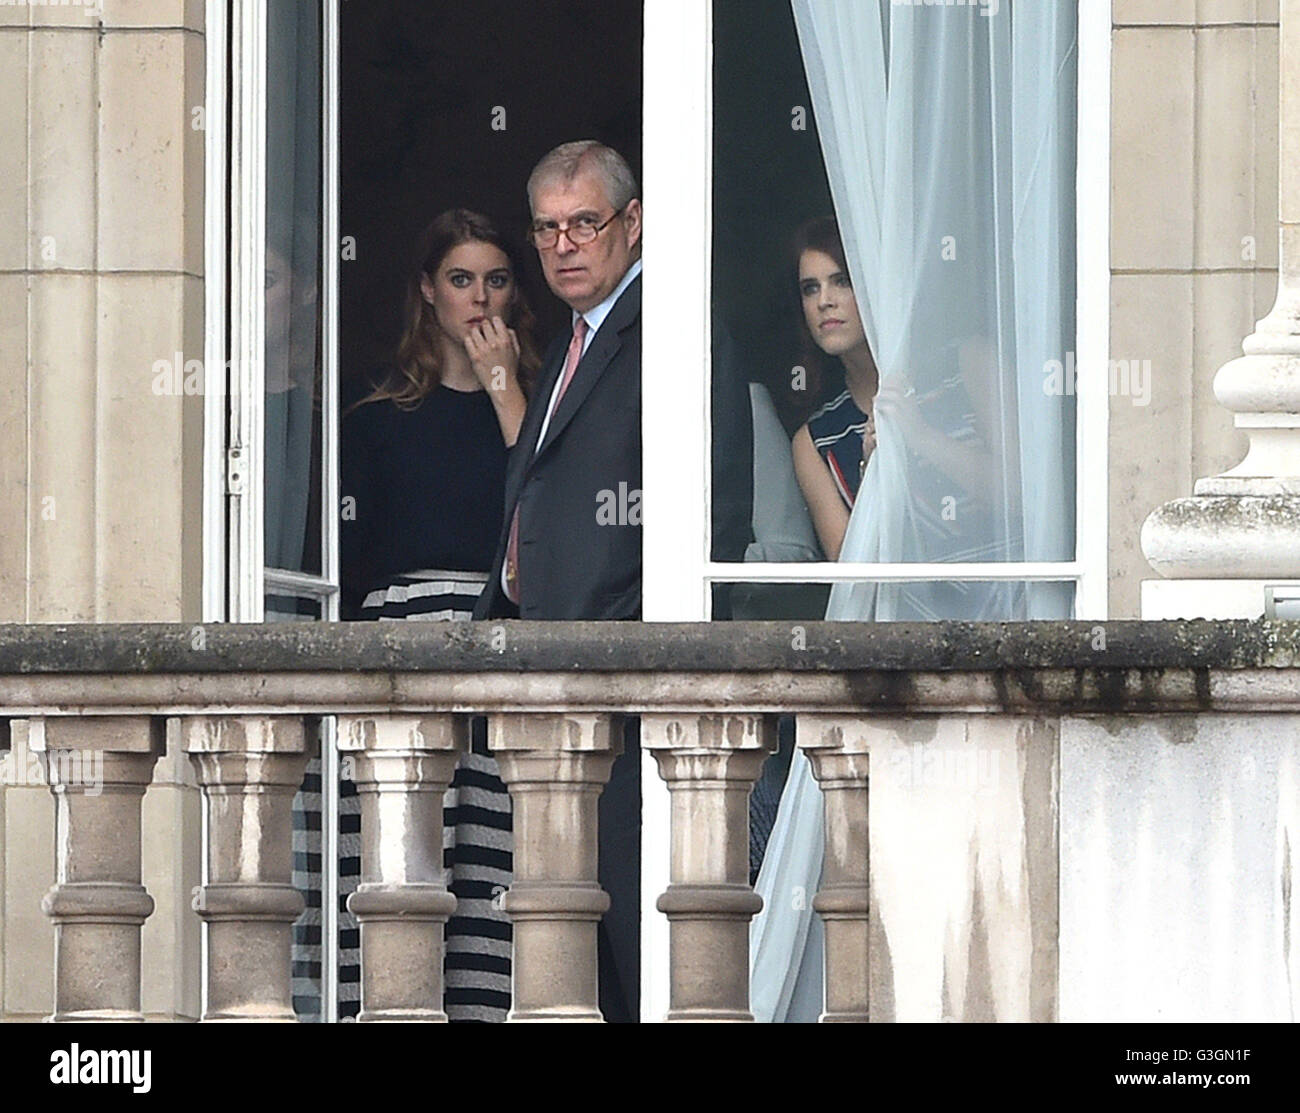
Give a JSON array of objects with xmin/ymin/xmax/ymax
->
[
  {"xmin": 788, "ymin": 217, "xmax": 880, "ymax": 560},
  {"xmin": 788, "ymin": 217, "xmax": 995, "ymax": 571},
  {"xmin": 340, "ymin": 209, "xmax": 542, "ymax": 1021}
]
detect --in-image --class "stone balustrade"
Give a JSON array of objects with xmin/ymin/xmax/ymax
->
[{"xmin": 2, "ymin": 621, "xmax": 1300, "ymax": 1023}]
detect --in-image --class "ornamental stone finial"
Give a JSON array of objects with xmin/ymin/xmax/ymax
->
[{"xmin": 1142, "ymin": 0, "xmax": 1300, "ymax": 588}]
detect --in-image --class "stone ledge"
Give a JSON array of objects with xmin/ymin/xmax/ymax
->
[{"xmin": 0, "ymin": 620, "xmax": 1298, "ymax": 676}]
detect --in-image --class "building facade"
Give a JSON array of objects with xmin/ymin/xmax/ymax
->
[{"xmin": 0, "ymin": 0, "xmax": 1296, "ymax": 1022}]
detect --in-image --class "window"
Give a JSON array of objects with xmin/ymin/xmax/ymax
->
[
  {"xmin": 262, "ymin": 2, "xmax": 333, "ymax": 624},
  {"xmin": 641, "ymin": 0, "xmax": 1110, "ymax": 623}
]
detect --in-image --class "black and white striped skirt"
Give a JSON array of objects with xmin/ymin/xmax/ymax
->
[{"xmin": 293, "ymin": 569, "xmax": 513, "ymax": 1023}]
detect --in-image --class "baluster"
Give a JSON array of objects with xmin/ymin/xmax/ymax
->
[
  {"xmin": 182, "ymin": 715, "xmax": 311, "ymax": 1022},
  {"xmin": 799, "ymin": 715, "xmax": 870, "ymax": 1023},
  {"xmin": 338, "ymin": 714, "xmax": 464, "ymax": 1022},
  {"xmin": 35, "ymin": 716, "xmax": 165, "ymax": 1021},
  {"xmin": 643, "ymin": 713, "xmax": 775, "ymax": 1021},
  {"xmin": 488, "ymin": 712, "xmax": 621, "ymax": 1022}
]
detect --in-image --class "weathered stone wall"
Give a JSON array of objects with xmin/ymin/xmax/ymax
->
[
  {"xmin": 5, "ymin": 621, "xmax": 1300, "ymax": 1022},
  {"xmin": 0, "ymin": 0, "xmax": 206, "ymax": 1021}
]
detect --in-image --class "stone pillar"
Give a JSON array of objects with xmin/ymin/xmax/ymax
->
[
  {"xmin": 799, "ymin": 715, "xmax": 870, "ymax": 1023},
  {"xmin": 34, "ymin": 716, "xmax": 165, "ymax": 1022},
  {"xmin": 182, "ymin": 715, "xmax": 311, "ymax": 1022},
  {"xmin": 338, "ymin": 714, "xmax": 465, "ymax": 1022},
  {"xmin": 488, "ymin": 713, "xmax": 621, "ymax": 1022},
  {"xmin": 1142, "ymin": 0, "xmax": 1300, "ymax": 607},
  {"xmin": 642, "ymin": 713, "xmax": 774, "ymax": 1022}
]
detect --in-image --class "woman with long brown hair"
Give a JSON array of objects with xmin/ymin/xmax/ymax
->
[
  {"xmin": 340, "ymin": 208, "xmax": 541, "ymax": 1022},
  {"xmin": 788, "ymin": 216, "xmax": 881, "ymax": 561},
  {"xmin": 344, "ymin": 208, "xmax": 541, "ymax": 616}
]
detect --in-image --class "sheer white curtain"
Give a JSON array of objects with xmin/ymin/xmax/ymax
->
[{"xmin": 751, "ymin": 0, "xmax": 1077, "ymax": 1022}]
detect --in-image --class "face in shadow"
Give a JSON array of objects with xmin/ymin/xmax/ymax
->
[{"xmin": 265, "ymin": 243, "xmax": 319, "ymax": 395}]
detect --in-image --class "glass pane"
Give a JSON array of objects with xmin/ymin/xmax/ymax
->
[
  {"xmin": 265, "ymin": 593, "xmax": 325, "ymax": 622},
  {"xmin": 265, "ymin": 3, "xmax": 326, "ymax": 1023},
  {"xmin": 712, "ymin": 580, "xmax": 1077, "ymax": 622},
  {"xmin": 712, "ymin": 581, "xmax": 831, "ymax": 622},
  {"xmin": 265, "ymin": 2, "xmax": 324, "ymax": 577},
  {"xmin": 711, "ymin": 0, "xmax": 1078, "ymax": 626},
  {"xmin": 712, "ymin": 0, "xmax": 834, "ymax": 570}
]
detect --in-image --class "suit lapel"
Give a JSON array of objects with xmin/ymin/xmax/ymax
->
[{"xmin": 534, "ymin": 275, "xmax": 641, "ymax": 460}]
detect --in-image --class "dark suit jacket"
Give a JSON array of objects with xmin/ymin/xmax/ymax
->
[{"xmin": 474, "ymin": 274, "xmax": 642, "ymax": 621}]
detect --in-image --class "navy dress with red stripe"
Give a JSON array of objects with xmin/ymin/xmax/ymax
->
[{"xmin": 807, "ymin": 390, "xmax": 871, "ymax": 509}]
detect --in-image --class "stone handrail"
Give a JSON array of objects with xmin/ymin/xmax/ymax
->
[{"xmin": 3, "ymin": 620, "xmax": 1300, "ymax": 1023}]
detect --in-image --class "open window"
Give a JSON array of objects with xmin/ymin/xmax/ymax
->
[{"xmin": 210, "ymin": 0, "xmax": 647, "ymax": 1021}]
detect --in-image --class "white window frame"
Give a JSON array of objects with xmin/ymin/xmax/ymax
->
[
  {"xmin": 216, "ymin": 0, "xmax": 341, "ymax": 627},
  {"xmin": 642, "ymin": 0, "xmax": 1112, "ymax": 625}
]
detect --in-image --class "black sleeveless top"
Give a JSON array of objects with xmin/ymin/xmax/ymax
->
[{"xmin": 340, "ymin": 377, "xmax": 508, "ymax": 605}]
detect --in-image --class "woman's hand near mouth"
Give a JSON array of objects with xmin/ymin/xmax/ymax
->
[
  {"xmin": 465, "ymin": 316, "xmax": 520, "ymax": 388},
  {"xmin": 465, "ymin": 316, "xmax": 527, "ymax": 446}
]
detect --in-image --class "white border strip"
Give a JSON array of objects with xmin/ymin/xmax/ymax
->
[
  {"xmin": 643, "ymin": 0, "xmax": 712, "ymax": 624},
  {"xmin": 200, "ymin": 0, "xmax": 233, "ymax": 1027},
  {"xmin": 708, "ymin": 561, "xmax": 1084, "ymax": 583},
  {"xmin": 1074, "ymin": 0, "xmax": 1112, "ymax": 621},
  {"xmin": 321, "ymin": 0, "xmax": 341, "ymax": 1024},
  {"xmin": 322, "ymin": 0, "xmax": 341, "ymax": 627},
  {"xmin": 263, "ymin": 567, "xmax": 336, "ymax": 597},
  {"xmin": 641, "ymin": 0, "xmax": 715, "ymax": 1024},
  {"xmin": 203, "ymin": 0, "xmax": 230, "ymax": 625},
  {"xmin": 227, "ymin": 0, "xmax": 267, "ymax": 623}
]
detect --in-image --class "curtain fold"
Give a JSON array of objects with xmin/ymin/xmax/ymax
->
[{"xmin": 752, "ymin": 0, "xmax": 1077, "ymax": 1022}]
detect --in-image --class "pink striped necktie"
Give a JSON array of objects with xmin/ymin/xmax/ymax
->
[{"xmin": 504, "ymin": 316, "xmax": 589, "ymax": 605}]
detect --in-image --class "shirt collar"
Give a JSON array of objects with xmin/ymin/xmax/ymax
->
[{"xmin": 574, "ymin": 257, "xmax": 643, "ymax": 336}]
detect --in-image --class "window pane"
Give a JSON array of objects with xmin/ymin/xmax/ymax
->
[
  {"xmin": 712, "ymin": 580, "xmax": 1076, "ymax": 622},
  {"xmin": 713, "ymin": 581, "xmax": 831, "ymax": 622},
  {"xmin": 265, "ymin": 2, "xmax": 324, "ymax": 577},
  {"xmin": 712, "ymin": 0, "xmax": 833, "ymax": 569},
  {"xmin": 711, "ymin": 0, "xmax": 1079, "ymax": 624},
  {"xmin": 265, "ymin": 593, "xmax": 325, "ymax": 622}
]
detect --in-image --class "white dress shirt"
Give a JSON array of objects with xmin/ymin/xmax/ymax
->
[
  {"xmin": 534, "ymin": 258, "xmax": 643, "ymax": 451},
  {"xmin": 502, "ymin": 259, "xmax": 644, "ymax": 600}
]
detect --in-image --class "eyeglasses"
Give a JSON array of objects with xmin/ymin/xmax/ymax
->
[{"xmin": 529, "ymin": 206, "xmax": 627, "ymax": 251}]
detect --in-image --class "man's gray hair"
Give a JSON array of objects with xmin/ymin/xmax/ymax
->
[{"xmin": 527, "ymin": 141, "xmax": 640, "ymax": 214}]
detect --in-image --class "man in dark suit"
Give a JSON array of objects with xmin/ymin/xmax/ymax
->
[{"xmin": 474, "ymin": 141, "xmax": 642, "ymax": 1021}]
